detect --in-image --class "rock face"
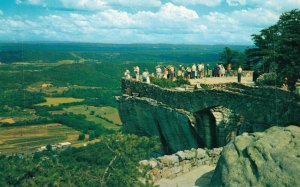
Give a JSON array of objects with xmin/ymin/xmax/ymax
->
[
  {"xmin": 119, "ymin": 96, "xmax": 202, "ymax": 153},
  {"xmin": 210, "ymin": 126, "xmax": 300, "ymax": 187},
  {"xmin": 118, "ymin": 79, "xmax": 300, "ymax": 154}
]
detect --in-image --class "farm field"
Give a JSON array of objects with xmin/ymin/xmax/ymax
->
[
  {"xmin": 0, "ymin": 123, "xmax": 81, "ymax": 154},
  {"xmin": 36, "ymin": 97, "xmax": 84, "ymax": 106},
  {"xmin": 0, "ymin": 118, "xmax": 15, "ymax": 124},
  {"xmin": 64, "ymin": 105, "xmax": 122, "ymax": 130}
]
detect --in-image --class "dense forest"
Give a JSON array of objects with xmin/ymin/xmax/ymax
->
[{"xmin": 0, "ymin": 133, "xmax": 159, "ymax": 187}]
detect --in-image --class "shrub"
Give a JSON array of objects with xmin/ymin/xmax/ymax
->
[
  {"xmin": 78, "ymin": 134, "xmax": 85, "ymax": 141},
  {"xmin": 174, "ymin": 77, "xmax": 190, "ymax": 86},
  {"xmin": 151, "ymin": 77, "xmax": 190, "ymax": 88},
  {"xmin": 46, "ymin": 144, "xmax": 52, "ymax": 151},
  {"xmin": 89, "ymin": 132, "xmax": 95, "ymax": 141},
  {"xmin": 256, "ymin": 72, "xmax": 277, "ymax": 86}
]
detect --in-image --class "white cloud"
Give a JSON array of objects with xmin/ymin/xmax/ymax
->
[
  {"xmin": 158, "ymin": 3, "xmax": 199, "ymax": 20},
  {"xmin": 16, "ymin": 0, "xmax": 22, "ymax": 5},
  {"xmin": 59, "ymin": 0, "xmax": 107, "ymax": 10},
  {"xmin": 198, "ymin": 7, "xmax": 281, "ymax": 44},
  {"xmin": 0, "ymin": 10, "xmax": 3, "ymax": 16},
  {"xmin": 16, "ymin": 0, "xmax": 47, "ymax": 7},
  {"xmin": 109, "ymin": 0, "xmax": 161, "ymax": 7},
  {"xmin": 1, "ymin": 1, "xmax": 287, "ymax": 44},
  {"xmin": 243, "ymin": 0, "xmax": 300, "ymax": 11},
  {"xmin": 232, "ymin": 8, "xmax": 279, "ymax": 26},
  {"xmin": 226, "ymin": 0, "xmax": 246, "ymax": 6},
  {"xmin": 171, "ymin": 0, "xmax": 222, "ymax": 7},
  {"xmin": 27, "ymin": 0, "xmax": 43, "ymax": 5},
  {"xmin": 17, "ymin": 0, "xmax": 162, "ymax": 9},
  {"xmin": 13, "ymin": 3, "xmax": 200, "ymax": 42}
]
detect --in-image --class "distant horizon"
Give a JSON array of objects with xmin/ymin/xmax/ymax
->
[
  {"xmin": 0, "ymin": 41, "xmax": 252, "ymax": 46},
  {"xmin": 1, "ymin": 1, "xmax": 299, "ymax": 44}
]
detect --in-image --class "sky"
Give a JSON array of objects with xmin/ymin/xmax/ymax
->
[{"xmin": 0, "ymin": 0, "xmax": 299, "ymax": 44}]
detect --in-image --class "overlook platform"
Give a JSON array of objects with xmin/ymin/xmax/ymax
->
[{"xmin": 189, "ymin": 76, "xmax": 254, "ymax": 86}]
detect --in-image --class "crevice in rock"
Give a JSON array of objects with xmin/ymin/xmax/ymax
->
[
  {"xmin": 154, "ymin": 118, "xmax": 170, "ymax": 154},
  {"xmin": 246, "ymin": 153, "xmax": 260, "ymax": 181}
]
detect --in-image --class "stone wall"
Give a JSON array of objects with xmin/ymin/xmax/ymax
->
[
  {"xmin": 121, "ymin": 78, "xmax": 299, "ymax": 125},
  {"xmin": 140, "ymin": 148, "xmax": 222, "ymax": 181},
  {"xmin": 118, "ymin": 79, "xmax": 300, "ymax": 154}
]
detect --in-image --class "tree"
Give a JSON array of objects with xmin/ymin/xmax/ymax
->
[
  {"xmin": 89, "ymin": 131, "xmax": 95, "ymax": 141},
  {"xmin": 219, "ymin": 47, "xmax": 246, "ymax": 69},
  {"xmin": 78, "ymin": 133, "xmax": 85, "ymax": 141},
  {"xmin": 46, "ymin": 144, "xmax": 52, "ymax": 151},
  {"xmin": 99, "ymin": 133, "xmax": 159, "ymax": 187},
  {"xmin": 0, "ymin": 133, "xmax": 159, "ymax": 187},
  {"xmin": 248, "ymin": 9, "xmax": 300, "ymax": 88}
]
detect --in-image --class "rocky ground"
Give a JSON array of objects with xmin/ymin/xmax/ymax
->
[{"xmin": 154, "ymin": 126, "xmax": 300, "ymax": 187}]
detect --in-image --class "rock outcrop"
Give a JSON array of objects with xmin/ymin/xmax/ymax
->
[
  {"xmin": 118, "ymin": 79, "xmax": 300, "ymax": 154},
  {"xmin": 210, "ymin": 126, "xmax": 300, "ymax": 187}
]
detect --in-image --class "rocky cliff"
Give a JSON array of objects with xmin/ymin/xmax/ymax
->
[
  {"xmin": 118, "ymin": 79, "xmax": 300, "ymax": 154},
  {"xmin": 210, "ymin": 125, "xmax": 300, "ymax": 187}
]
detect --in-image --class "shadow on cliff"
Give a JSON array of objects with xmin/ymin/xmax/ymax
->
[{"xmin": 195, "ymin": 170, "xmax": 215, "ymax": 187}]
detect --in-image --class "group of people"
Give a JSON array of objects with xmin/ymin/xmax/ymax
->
[
  {"xmin": 154, "ymin": 64, "xmax": 208, "ymax": 80},
  {"xmin": 124, "ymin": 63, "xmax": 243, "ymax": 83},
  {"xmin": 124, "ymin": 65, "xmax": 150, "ymax": 83}
]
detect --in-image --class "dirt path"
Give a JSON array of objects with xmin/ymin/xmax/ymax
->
[{"xmin": 156, "ymin": 165, "xmax": 215, "ymax": 187}]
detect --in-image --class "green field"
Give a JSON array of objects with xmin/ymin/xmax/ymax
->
[
  {"xmin": 0, "ymin": 123, "xmax": 81, "ymax": 154},
  {"xmin": 64, "ymin": 105, "xmax": 122, "ymax": 130},
  {"xmin": 36, "ymin": 97, "xmax": 84, "ymax": 106},
  {"xmin": 0, "ymin": 118, "xmax": 15, "ymax": 124}
]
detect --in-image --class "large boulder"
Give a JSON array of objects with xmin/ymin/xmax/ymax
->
[{"xmin": 210, "ymin": 126, "xmax": 300, "ymax": 187}]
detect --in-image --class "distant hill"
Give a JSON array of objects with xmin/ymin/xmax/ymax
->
[{"xmin": 0, "ymin": 43, "xmax": 249, "ymax": 64}]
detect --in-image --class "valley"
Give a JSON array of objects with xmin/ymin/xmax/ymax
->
[{"xmin": 1, "ymin": 43, "xmax": 234, "ymax": 155}]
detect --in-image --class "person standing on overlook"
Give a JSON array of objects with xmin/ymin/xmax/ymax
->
[
  {"xmin": 238, "ymin": 65, "xmax": 243, "ymax": 83},
  {"xmin": 163, "ymin": 66, "xmax": 168, "ymax": 79},
  {"xmin": 142, "ymin": 69, "xmax": 150, "ymax": 84},
  {"xmin": 206, "ymin": 64, "xmax": 210, "ymax": 77},
  {"xmin": 124, "ymin": 69, "xmax": 131, "ymax": 79},
  {"xmin": 156, "ymin": 65, "xmax": 162, "ymax": 78},
  {"xmin": 134, "ymin": 65, "xmax": 140, "ymax": 81},
  {"xmin": 226, "ymin": 64, "xmax": 232, "ymax": 77},
  {"xmin": 191, "ymin": 64, "xmax": 197, "ymax": 79}
]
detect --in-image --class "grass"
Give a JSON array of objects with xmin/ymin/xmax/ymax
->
[
  {"xmin": 64, "ymin": 105, "xmax": 122, "ymax": 130},
  {"xmin": 36, "ymin": 97, "xmax": 84, "ymax": 106},
  {"xmin": 27, "ymin": 82, "xmax": 103, "ymax": 96},
  {"xmin": 0, "ymin": 123, "xmax": 82, "ymax": 154},
  {"xmin": 58, "ymin": 60, "xmax": 76, "ymax": 65}
]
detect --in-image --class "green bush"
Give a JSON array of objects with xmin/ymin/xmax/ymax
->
[
  {"xmin": 89, "ymin": 132, "xmax": 95, "ymax": 141},
  {"xmin": 78, "ymin": 134, "xmax": 85, "ymax": 141},
  {"xmin": 256, "ymin": 72, "xmax": 277, "ymax": 86},
  {"xmin": 174, "ymin": 77, "xmax": 190, "ymax": 86},
  {"xmin": 151, "ymin": 77, "xmax": 190, "ymax": 88},
  {"xmin": 46, "ymin": 144, "xmax": 52, "ymax": 151}
]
